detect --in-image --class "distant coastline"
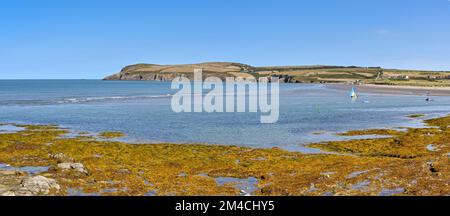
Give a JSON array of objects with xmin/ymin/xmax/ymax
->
[{"xmin": 104, "ymin": 62, "xmax": 450, "ymax": 88}]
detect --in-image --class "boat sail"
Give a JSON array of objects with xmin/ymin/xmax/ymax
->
[{"xmin": 350, "ymin": 87, "xmax": 358, "ymax": 99}]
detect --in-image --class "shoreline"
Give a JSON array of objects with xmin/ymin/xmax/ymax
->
[{"xmin": 326, "ymin": 83, "xmax": 450, "ymax": 96}]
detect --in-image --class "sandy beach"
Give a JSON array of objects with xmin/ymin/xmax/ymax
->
[{"xmin": 327, "ymin": 83, "xmax": 450, "ymax": 96}]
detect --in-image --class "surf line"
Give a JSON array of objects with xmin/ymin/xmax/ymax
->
[{"xmin": 171, "ymin": 69, "xmax": 280, "ymax": 124}]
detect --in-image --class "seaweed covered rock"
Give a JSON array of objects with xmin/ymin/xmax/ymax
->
[
  {"xmin": 57, "ymin": 163, "xmax": 88, "ymax": 175},
  {"xmin": 19, "ymin": 176, "xmax": 60, "ymax": 195},
  {"xmin": 49, "ymin": 153, "xmax": 74, "ymax": 163},
  {"xmin": 2, "ymin": 176, "xmax": 61, "ymax": 196}
]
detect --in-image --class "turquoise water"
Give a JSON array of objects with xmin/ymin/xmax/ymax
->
[{"xmin": 1, "ymin": 80, "xmax": 450, "ymax": 151}]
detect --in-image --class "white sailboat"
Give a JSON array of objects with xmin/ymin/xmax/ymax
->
[{"xmin": 350, "ymin": 87, "xmax": 358, "ymax": 99}]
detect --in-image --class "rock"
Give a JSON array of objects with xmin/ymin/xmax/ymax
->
[
  {"xmin": 2, "ymin": 170, "xmax": 59, "ymax": 196},
  {"xmin": 57, "ymin": 163, "xmax": 88, "ymax": 174},
  {"xmin": 240, "ymin": 190, "xmax": 251, "ymax": 196},
  {"xmin": 0, "ymin": 172, "xmax": 23, "ymax": 196},
  {"xmin": 116, "ymin": 168, "xmax": 131, "ymax": 175},
  {"xmin": 0, "ymin": 170, "xmax": 18, "ymax": 176},
  {"xmin": 427, "ymin": 162, "xmax": 439, "ymax": 173},
  {"xmin": 0, "ymin": 170, "xmax": 27, "ymax": 176},
  {"xmin": 426, "ymin": 144, "xmax": 439, "ymax": 152},
  {"xmin": 1, "ymin": 191, "xmax": 15, "ymax": 196},
  {"xmin": 104, "ymin": 62, "xmax": 254, "ymax": 81},
  {"xmin": 104, "ymin": 62, "xmax": 303, "ymax": 83},
  {"xmin": 16, "ymin": 176, "xmax": 60, "ymax": 196},
  {"xmin": 49, "ymin": 153, "xmax": 74, "ymax": 163},
  {"xmin": 93, "ymin": 154, "xmax": 103, "ymax": 158},
  {"xmin": 0, "ymin": 184, "xmax": 8, "ymax": 191}
]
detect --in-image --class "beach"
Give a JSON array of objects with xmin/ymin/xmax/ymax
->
[{"xmin": 328, "ymin": 83, "xmax": 450, "ymax": 96}]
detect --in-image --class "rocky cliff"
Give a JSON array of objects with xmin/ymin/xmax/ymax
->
[
  {"xmin": 103, "ymin": 62, "xmax": 256, "ymax": 81},
  {"xmin": 105, "ymin": 62, "xmax": 450, "ymax": 85}
]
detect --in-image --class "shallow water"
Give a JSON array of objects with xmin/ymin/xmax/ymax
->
[
  {"xmin": 0, "ymin": 163, "xmax": 49, "ymax": 175},
  {"xmin": 0, "ymin": 124, "xmax": 24, "ymax": 134},
  {"xmin": 1, "ymin": 80, "xmax": 450, "ymax": 151},
  {"xmin": 215, "ymin": 177, "xmax": 259, "ymax": 195},
  {"xmin": 379, "ymin": 188, "xmax": 406, "ymax": 196},
  {"xmin": 351, "ymin": 180, "xmax": 371, "ymax": 191},
  {"xmin": 66, "ymin": 188, "xmax": 101, "ymax": 196}
]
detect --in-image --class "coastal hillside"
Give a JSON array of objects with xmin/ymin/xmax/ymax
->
[
  {"xmin": 103, "ymin": 62, "xmax": 255, "ymax": 81},
  {"xmin": 104, "ymin": 62, "xmax": 450, "ymax": 86}
]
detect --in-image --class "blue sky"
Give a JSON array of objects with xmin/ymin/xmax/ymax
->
[{"xmin": 0, "ymin": 0, "xmax": 449, "ymax": 79}]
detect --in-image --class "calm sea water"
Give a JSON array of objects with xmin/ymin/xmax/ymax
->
[{"xmin": 1, "ymin": 80, "xmax": 450, "ymax": 151}]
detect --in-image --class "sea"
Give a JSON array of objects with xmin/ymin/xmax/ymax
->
[{"xmin": 1, "ymin": 80, "xmax": 450, "ymax": 152}]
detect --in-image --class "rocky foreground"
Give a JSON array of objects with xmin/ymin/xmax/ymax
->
[
  {"xmin": 0, "ymin": 116, "xmax": 449, "ymax": 196},
  {"xmin": 0, "ymin": 153, "xmax": 88, "ymax": 196}
]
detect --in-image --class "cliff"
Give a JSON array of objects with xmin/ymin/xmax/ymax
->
[
  {"xmin": 103, "ymin": 62, "xmax": 255, "ymax": 81},
  {"xmin": 104, "ymin": 62, "xmax": 450, "ymax": 86}
]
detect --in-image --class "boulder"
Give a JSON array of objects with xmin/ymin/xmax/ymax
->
[
  {"xmin": 57, "ymin": 163, "xmax": 88, "ymax": 174},
  {"xmin": 49, "ymin": 153, "xmax": 74, "ymax": 163},
  {"xmin": 0, "ymin": 191, "xmax": 15, "ymax": 196},
  {"xmin": 15, "ymin": 176, "xmax": 60, "ymax": 196},
  {"xmin": 0, "ymin": 170, "xmax": 20, "ymax": 176}
]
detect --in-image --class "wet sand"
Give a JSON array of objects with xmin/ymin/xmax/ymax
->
[{"xmin": 327, "ymin": 83, "xmax": 450, "ymax": 96}]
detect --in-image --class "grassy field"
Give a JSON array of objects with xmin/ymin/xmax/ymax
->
[{"xmin": 253, "ymin": 66, "xmax": 450, "ymax": 87}]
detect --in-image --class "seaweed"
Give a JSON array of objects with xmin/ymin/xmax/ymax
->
[{"xmin": 0, "ymin": 116, "xmax": 449, "ymax": 196}]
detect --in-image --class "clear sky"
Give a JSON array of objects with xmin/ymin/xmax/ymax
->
[{"xmin": 1, "ymin": 0, "xmax": 449, "ymax": 79}]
